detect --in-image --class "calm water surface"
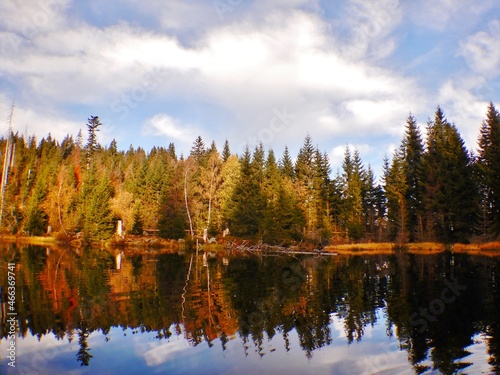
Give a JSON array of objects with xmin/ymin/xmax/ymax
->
[{"xmin": 0, "ymin": 244, "xmax": 499, "ymax": 374}]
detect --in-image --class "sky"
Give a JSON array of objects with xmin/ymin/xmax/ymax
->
[{"xmin": 0, "ymin": 0, "xmax": 499, "ymax": 177}]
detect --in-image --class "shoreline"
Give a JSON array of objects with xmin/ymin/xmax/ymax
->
[
  {"xmin": 1, "ymin": 234, "xmax": 499, "ymax": 256},
  {"xmin": 324, "ymin": 242, "xmax": 500, "ymax": 257}
]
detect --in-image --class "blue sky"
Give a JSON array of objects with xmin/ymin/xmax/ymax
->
[{"xmin": 0, "ymin": 0, "xmax": 499, "ymax": 177}]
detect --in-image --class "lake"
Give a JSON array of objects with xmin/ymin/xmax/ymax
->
[{"xmin": 0, "ymin": 244, "xmax": 499, "ymax": 374}]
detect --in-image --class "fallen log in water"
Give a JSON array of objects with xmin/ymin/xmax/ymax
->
[{"xmin": 224, "ymin": 240, "xmax": 338, "ymax": 256}]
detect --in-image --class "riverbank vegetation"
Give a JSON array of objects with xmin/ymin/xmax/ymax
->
[{"xmin": 1, "ymin": 104, "xmax": 500, "ymax": 248}]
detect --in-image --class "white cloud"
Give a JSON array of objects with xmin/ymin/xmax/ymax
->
[
  {"xmin": 5, "ymin": 0, "xmax": 487, "ymax": 174},
  {"xmin": 328, "ymin": 0, "xmax": 402, "ymax": 62},
  {"xmin": 460, "ymin": 20, "xmax": 500, "ymax": 78},
  {"xmin": 143, "ymin": 114, "xmax": 196, "ymax": 143},
  {"xmin": 0, "ymin": 0, "xmax": 70, "ymax": 33},
  {"xmin": 0, "ymin": 94, "xmax": 82, "ymax": 142},
  {"xmin": 407, "ymin": 0, "xmax": 496, "ymax": 32},
  {"xmin": 331, "ymin": 143, "xmax": 371, "ymax": 163},
  {"xmin": 437, "ymin": 80, "xmax": 489, "ymax": 150}
]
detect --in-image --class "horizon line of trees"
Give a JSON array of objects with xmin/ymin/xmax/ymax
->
[{"xmin": 0, "ymin": 103, "xmax": 499, "ymax": 245}]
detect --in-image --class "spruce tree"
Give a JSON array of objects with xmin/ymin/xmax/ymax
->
[
  {"xmin": 421, "ymin": 107, "xmax": 476, "ymax": 242},
  {"xmin": 295, "ymin": 134, "xmax": 315, "ymax": 181},
  {"xmin": 85, "ymin": 116, "xmax": 102, "ymax": 166},
  {"xmin": 227, "ymin": 147, "xmax": 265, "ymax": 237},
  {"xmin": 385, "ymin": 153, "xmax": 409, "ymax": 243},
  {"xmin": 222, "ymin": 139, "xmax": 231, "ymax": 162},
  {"xmin": 341, "ymin": 147, "xmax": 366, "ymax": 241},
  {"xmin": 130, "ymin": 206, "xmax": 144, "ymax": 235},
  {"xmin": 477, "ymin": 102, "xmax": 500, "ymax": 238},
  {"xmin": 190, "ymin": 136, "xmax": 206, "ymax": 163},
  {"xmin": 167, "ymin": 142, "xmax": 177, "ymax": 160},
  {"xmin": 158, "ymin": 185, "xmax": 187, "ymax": 239},
  {"xmin": 81, "ymin": 166, "xmax": 115, "ymax": 242},
  {"xmin": 279, "ymin": 146, "xmax": 294, "ymax": 179},
  {"xmin": 400, "ymin": 114, "xmax": 424, "ymax": 240}
]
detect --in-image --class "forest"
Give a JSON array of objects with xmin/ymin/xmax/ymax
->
[{"xmin": 0, "ymin": 103, "xmax": 499, "ymax": 245}]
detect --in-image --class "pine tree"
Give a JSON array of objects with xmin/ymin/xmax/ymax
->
[
  {"xmin": 85, "ymin": 116, "xmax": 102, "ymax": 166},
  {"xmin": 295, "ymin": 135, "xmax": 318, "ymax": 236},
  {"xmin": 279, "ymin": 146, "xmax": 294, "ymax": 179},
  {"xmin": 363, "ymin": 166, "xmax": 379, "ymax": 239},
  {"xmin": 81, "ymin": 165, "xmax": 115, "ymax": 242},
  {"xmin": 295, "ymin": 134, "xmax": 315, "ymax": 181},
  {"xmin": 341, "ymin": 147, "xmax": 366, "ymax": 241},
  {"xmin": 385, "ymin": 153, "xmax": 409, "ymax": 243},
  {"xmin": 421, "ymin": 107, "xmax": 476, "ymax": 242},
  {"xmin": 222, "ymin": 139, "xmax": 231, "ymax": 162},
  {"xmin": 23, "ymin": 183, "xmax": 47, "ymax": 235},
  {"xmin": 158, "ymin": 178, "xmax": 187, "ymax": 240},
  {"xmin": 313, "ymin": 149, "xmax": 332, "ymax": 239},
  {"xmin": 400, "ymin": 114, "xmax": 424, "ymax": 240},
  {"xmin": 227, "ymin": 147, "xmax": 265, "ymax": 237},
  {"xmin": 167, "ymin": 142, "xmax": 177, "ymax": 160},
  {"xmin": 190, "ymin": 136, "xmax": 206, "ymax": 163},
  {"xmin": 252, "ymin": 143, "xmax": 265, "ymax": 187},
  {"xmin": 477, "ymin": 102, "xmax": 500, "ymax": 238},
  {"xmin": 130, "ymin": 205, "xmax": 144, "ymax": 235}
]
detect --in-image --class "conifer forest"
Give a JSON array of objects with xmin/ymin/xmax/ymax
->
[{"xmin": 1, "ymin": 103, "xmax": 499, "ymax": 245}]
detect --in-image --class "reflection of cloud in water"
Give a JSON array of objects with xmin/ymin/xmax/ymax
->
[
  {"xmin": 464, "ymin": 333, "xmax": 493, "ymax": 375},
  {"xmin": 0, "ymin": 333, "xmax": 68, "ymax": 355},
  {"xmin": 318, "ymin": 313, "xmax": 413, "ymax": 375},
  {"xmin": 0, "ymin": 333, "xmax": 74, "ymax": 374},
  {"xmin": 134, "ymin": 331, "xmax": 190, "ymax": 367}
]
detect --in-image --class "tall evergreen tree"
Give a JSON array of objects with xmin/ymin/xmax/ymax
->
[
  {"xmin": 227, "ymin": 147, "xmax": 265, "ymax": 237},
  {"xmin": 81, "ymin": 165, "xmax": 115, "ymax": 243},
  {"xmin": 476, "ymin": 102, "xmax": 500, "ymax": 238},
  {"xmin": 279, "ymin": 146, "xmax": 294, "ymax": 179},
  {"xmin": 341, "ymin": 147, "xmax": 366, "ymax": 241},
  {"xmin": 167, "ymin": 142, "xmax": 177, "ymax": 160},
  {"xmin": 385, "ymin": 153, "xmax": 409, "ymax": 243},
  {"xmin": 295, "ymin": 135, "xmax": 318, "ymax": 236},
  {"xmin": 158, "ymin": 170, "xmax": 187, "ymax": 239},
  {"xmin": 222, "ymin": 139, "xmax": 231, "ymax": 162},
  {"xmin": 400, "ymin": 114, "xmax": 424, "ymax": 241},
  {"xmin": 85, "ymin": 116, "xmax": 102, "ymax": 166},
  {"xmin": 295, "ymin": 134, "xmax": 315, "ymax": 181},
  {"xmin": 190, "ymin": 136, "xmax": 206, "ymax": 163},
  {"xmin": 421, "ymin": 107, "xmax": 476, "ymax": 242}
]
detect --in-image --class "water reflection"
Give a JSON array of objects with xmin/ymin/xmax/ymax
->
[{"xmin": 0, "ymin": 244, "xmax": 499, "ymax": 374}]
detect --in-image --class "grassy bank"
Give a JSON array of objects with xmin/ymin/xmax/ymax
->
[
  {"xmin": 324, "ymin": 242, "xmax": 447, "ymax": 255},
  {"xmin": 0, "ymin": 234, "xmax": 58, "ymax": 245},
  {"xmin": 325, "ymin": 241, "xmax": 500, "ymax": 256},
  {"xmin": 2, "ymin": 234, "xmax": 500, "ymax": 256},
  {"xmin": 451, "ymin": 242, "xmax": 500, "ymax": 257}
]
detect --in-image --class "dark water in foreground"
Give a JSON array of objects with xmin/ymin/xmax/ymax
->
[{"xmin": 0, "ymin": 244, "xmax": 499, "ymax": 374}]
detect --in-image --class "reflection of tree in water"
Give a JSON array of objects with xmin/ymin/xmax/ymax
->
[
  {"xmin": 2, "ymin": 243, "xmax": 500, "ymax": 374},
  {"xmin": 332, "ymin": 256, "xmax": 387, "ymax": 344},
  {"xmin": 76, "ymin": 325, "xmax": 93, "ymax": 366},
  {"xmin": 486, "ymin": 323, "xmax": 500, "ymax": 373}
]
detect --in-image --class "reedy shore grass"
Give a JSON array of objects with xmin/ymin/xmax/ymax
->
[{"xmin": 1, "ymin": 234, "xmax": 500, "ymax": 256}]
